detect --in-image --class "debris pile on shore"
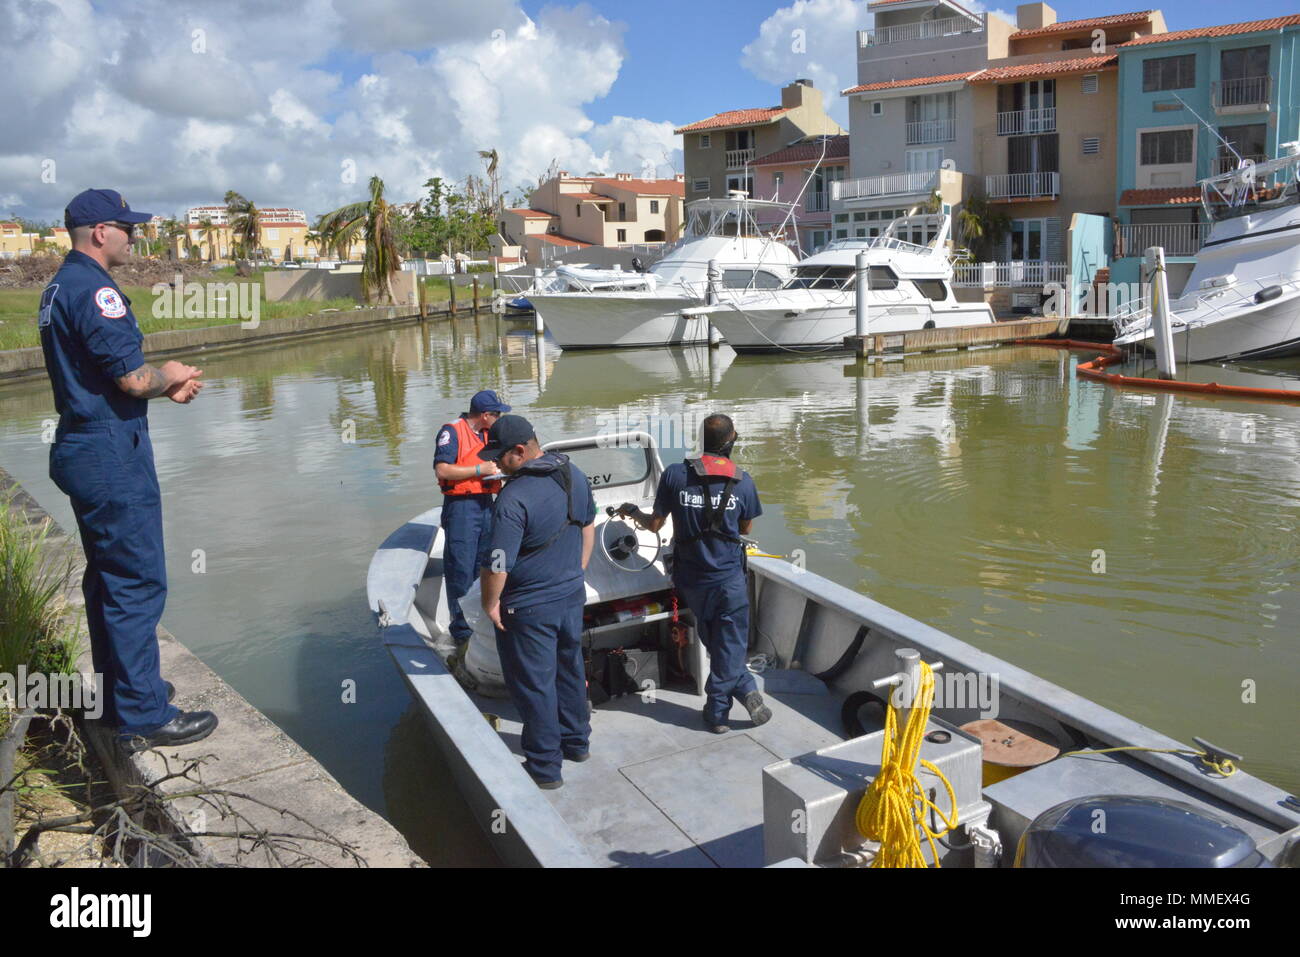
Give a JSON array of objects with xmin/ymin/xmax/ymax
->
[{"xmin": 0, "ymin": 255, "xmax": 218, "ymax": 289}]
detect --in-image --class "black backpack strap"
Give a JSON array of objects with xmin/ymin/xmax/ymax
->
[
  {"xmin": 677, "ymin": 472, "xmax": 742, "ymax": 546},
  {"xmin": 517, "ymin": 464, "xmax": 584, "ymax": 558}
]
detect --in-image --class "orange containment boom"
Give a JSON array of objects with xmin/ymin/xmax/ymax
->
[{"xmin": 1013, "ymin": 338, "xmax": 1300, "ymax": 404}]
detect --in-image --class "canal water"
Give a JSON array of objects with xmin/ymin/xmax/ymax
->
[{"xmin": 1, "ymin": 317, "xmax": 1297, "ymax": 864}]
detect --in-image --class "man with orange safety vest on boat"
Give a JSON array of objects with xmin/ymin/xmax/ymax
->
[
  {"xmin": 617, "ymin": 413, "xmax": 772, "ymax": 734},
  {"xmin": 434, "ymin": 390, "xmax": 510, "ymax": 646}
]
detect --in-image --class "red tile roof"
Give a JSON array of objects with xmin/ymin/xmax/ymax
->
[
  {"xmin": 506, "ymin": 208, "xmax": 554, "ymax": 219},
  {"xmin": 969, "ymin": 54, "xmax": 1117, "ymax": 82},
  {"xmin": 754, "ymin": 135, "xmax": 851, "ymax": 166},
  {"xmin": 538, "ymin": 235, "xmax": 591, "ymax": 248},
  {"xmin": 1119, "ymin": 186, "xmax": 1201, "ymax": 205},
  {"xmin": 842, "ymin": 70, "xmax": 979, "ymax": 95},
  {"xmin": 1120, "ymin": 14, "xmax": 1300, "ymax": 46},
  {"xmin": 674, "ymin": 107, "xmax": 789, "ymax": 134},
  {"xmin": 588, "ymin": 177, "xmax": 686, "ymax": 197},
  {"xmin": 1011, "ymin": 11, "xmax": 1156, "ymax": 39}
]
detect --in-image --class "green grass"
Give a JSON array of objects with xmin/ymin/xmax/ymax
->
[
  {"xmin": 0, "ymin": 283, "xmax": 364, "ymax": 352},
  {"xmin": 0, "ymin": 492, "xmax": 80, "ymax": 685}
]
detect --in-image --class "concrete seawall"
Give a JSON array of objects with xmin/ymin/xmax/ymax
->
[
  {"xmin": 0, "ymin": 301, "xmax": 474, "ymax": 382},
  {"xmin": 0, "ymin": 464, "xmax": 425, "ymax": 867}
]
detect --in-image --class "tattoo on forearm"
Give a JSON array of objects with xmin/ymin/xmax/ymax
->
[{"xmin": 119, "ymin": 363, "xmax": 168, "ymax": 398}]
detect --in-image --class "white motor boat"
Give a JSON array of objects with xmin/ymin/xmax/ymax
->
[
  {"xmin": 367, "ymin": 428, "xmax": 1300, "ymax": 867},
  {"xmin": 528, "ymin": 195, "xmax": 800, "ymax": 350},
  {"xmin": 689, "ymin": 215, "xmax": 995, "ymax": 354},
  {"xmin": 1114, "ymin": 150, "xmax": 1300, "ymax": 362}
]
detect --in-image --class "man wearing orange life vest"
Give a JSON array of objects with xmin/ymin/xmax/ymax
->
[{"xmin": 435, "ymin": 390, "xmax": 511, "ymax": 645}]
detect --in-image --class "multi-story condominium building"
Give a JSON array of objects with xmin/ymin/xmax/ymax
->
[
  {"xmin": 0, "ymin": 222, "xmax": 70, "ymax": 257},
  {"xmin": 495, "ymin": 172, "xmax": 686, "ymax": 265},
  {"xmin": 1111, "ymin": 14, "xmax": 1300, "ymax": 294},
  {"xmin": 675, "ymin": 80, "xmax": 844, "ymax": 202},
  {"xmin": 752, "ymin": 134, "xmax": 850, "ymax": 253},
  {"xmin": 175, "ymin": 205, "xmax": 322, "ymax": 262},
  {"xmin": 842, "ymin": 2, "xmax": 1166, "ymax": 310}
]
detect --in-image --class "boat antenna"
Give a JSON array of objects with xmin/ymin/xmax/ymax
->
[
  {"xmin": 767, "ymin": 135, "xmax": 830, "ymax": 260},
  {"xmin": 1171, "ymin": 92, "xmax": 1241, "ymax": 164}
]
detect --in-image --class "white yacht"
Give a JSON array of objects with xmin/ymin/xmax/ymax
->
[
  {"xmin": 689, "ymin": 214, "xmax": 995, "ymax": 354},
  {"xmin": 1114, "ymin": 150, "xmax": 1300, "ymax": 362},
  {"xmin": 527, "ymin": 195, "xmax": 799, "ymax": 350}
]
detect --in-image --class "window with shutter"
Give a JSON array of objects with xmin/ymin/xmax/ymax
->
[
  {"xmin": 1081, "ymin": 74, "xmax": 1099, "ymax": 94},
  {"xmin": 1082, "ymin": 136, "xmax": 1101, "ymax": 155}
]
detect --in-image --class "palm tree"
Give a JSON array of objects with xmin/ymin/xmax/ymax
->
[
  {"xmin": 224, "ymin": 190, "xmax": 261, "ymax": 261},
  {"xmin": 317, "ymin": 176, "xmax": 401, "ymax": 304},
  {"xmin": 198, "ymin": 217, "xmax": 219, "ymax": 263},
  {"xmin": 478, "ymin": 148, "xmax": 501, "ymax": 211},
  {"xmin": 956, "ymin": 194, "xmax": 1011, "ymax": 262},
  {"xmin": 305, "ymin": 230, "xmax": 322, "ymax": 261}
]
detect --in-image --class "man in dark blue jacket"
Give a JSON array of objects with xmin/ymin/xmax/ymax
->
[
  {"xmin": 619, "ymin": 413, "xmax": 771, "ymax": 734},
  {"xmin": 40, "ymin": 189, "xmax": 217, "ymax": 751},
  {"xmin": 479, "ymin": 415, "xmax": 596, "ymax": 789}
]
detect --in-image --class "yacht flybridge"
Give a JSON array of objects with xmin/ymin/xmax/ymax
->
[
  {"xmin": 367, "ymin": 429, "xmax": 1300, "ymax": 868},
  {"xmin": 527, "ymin": 195, "xmax": 800, "ymax": 350},
  {"xmin": 688, "ymin": 214, "xmax": 995, "ymax": 354},
  {"xmin": 1114, "ymin": 149, "xmax": 1300, "ymax": 362}
]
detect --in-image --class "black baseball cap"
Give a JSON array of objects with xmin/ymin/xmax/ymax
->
[
  {"xmin": 477, "ymin": 414, "xmax": 536, "ymax": 461},
  {"xmin": 64, "ymin": 189, "xmax": 153, "ymax": 229}
]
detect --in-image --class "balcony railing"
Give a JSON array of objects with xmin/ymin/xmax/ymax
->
[
  {"xmin": 905, "ymin": 118, "xmax": 956, "ymax": 145},
  {"xmin": 986, "ymin": 171, "xmax": 1060, "ymax": 200},
  {"xmin": 805, "ymin": 194, "xmax": 831, "ymax": 213},
  {"xmin": 725, "ymin": 148, "xmax": 755, "ymax": 169},
  {"xmin": 859, "ymin": 15, "xmax": 983, "ymax": 47},
  {"xmin": 1115, "ymin": 223, "xmax": 1211, "ymax": 258},
  {"xmin": 1215, "ymin": 153, "xmax": 1268, "ymax": 175},
  {"xmin": 1213, "ymin": 76, "xmax": 1271, "ymax": 111},
  {"xmin": 953, "ymin": 262, "xmax": 1069, "ymax": 288},
  {"xmin": 832, "ymin": 170, "xmax": 938, "ymax": 202},
  {"xmin": 996, "ymin": 107, "xmax": 1056, "ymax": 136}
]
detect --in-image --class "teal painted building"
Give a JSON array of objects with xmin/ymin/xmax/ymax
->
[{"xmin": 1112, "ymin": 15, "xmax": 1300, "ymax": 294}]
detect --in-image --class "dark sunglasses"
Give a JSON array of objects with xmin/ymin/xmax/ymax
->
[{"xmin": 102, "ymin": 221, "xmax": 135, "ymax": 238}]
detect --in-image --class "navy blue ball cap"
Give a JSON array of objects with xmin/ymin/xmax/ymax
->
[
  {"xmin": 65, "ymin": 189, "xmax": 153, "ymax": 228},
  {"xmin": 478, "ymin": 414, "xmax": 535, "ymax": 461},
  {"xmin": 469, "ymin": 389, "xmax": 511, "ymax": 414}
]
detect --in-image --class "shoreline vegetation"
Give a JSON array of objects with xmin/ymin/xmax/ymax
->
[
  {"xmin": 0, "ymin": 269, "xmax": 482, "ymax": 352},
  {"xmin": 0, "ymin": 489, "xmax": 88, "ymax": 866}
]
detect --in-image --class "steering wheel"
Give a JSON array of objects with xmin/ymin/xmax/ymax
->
[{"xmin": 599, "ymin": 508, "xmax": 662, "ymax": 573}]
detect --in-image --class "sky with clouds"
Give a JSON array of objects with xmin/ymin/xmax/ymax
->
[{"xmin": 0, "ymin": 0, "xmax": 1291, "ymax": 224}]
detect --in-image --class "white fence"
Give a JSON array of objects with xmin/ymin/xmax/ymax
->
[
  {"xmin": 996, "ymin": 107, "xmax": 1056, "ymax": 136},
  {"xmin": 859, "ymin": 15, "xmax": 984, "ymax": 47},
  {"xmin": 832, "ymin": 170, "xmax": 938, "ymax": 202},
  {"xmin": 953, "ymin": 262, "xmax": 1069, "ymax": 288},
  {"xmin": 985, "ymin": 171, "xmax": 1060, "ymax": 200},
  {"xmin": 1213, "ymin": 75, "xmax": 1270, "ymax": 110},
  {"xmin": 1114, "ymin": 223, "xmax": 1211, "ymax": 258},
  {"xmin": 906, "ymin": 118, "xmax": 956, "ymax": 144},
  {"xmin": 726, "ymin": 148, "xmax": 755, "ymax": 169}
]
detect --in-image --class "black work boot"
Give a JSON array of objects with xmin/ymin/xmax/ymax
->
[{"xmin": 744, "ymin": 691, "xmax": 772, "ymax": 727}]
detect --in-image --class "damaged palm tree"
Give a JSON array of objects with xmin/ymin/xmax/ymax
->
[{"xmin": 317, "ymin": 176, "xmax": 402, "ymax": 305}]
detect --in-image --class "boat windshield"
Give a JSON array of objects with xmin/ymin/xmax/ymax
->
[
  {"xmin": 1203, "ymin": 153, "xmax": 1300, "ymax": 223},
  {"xmin": 561, "ymin": 444, "xmax": 652, "ymax": 490},
  {"xmin": 783, "ymin": 264, "xmax": 899, "ymax": 291}
]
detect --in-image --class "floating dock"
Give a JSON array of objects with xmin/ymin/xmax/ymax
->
[{"xmin": 844, "ymin": 316, "xmax": 1069, "ymax": 358}]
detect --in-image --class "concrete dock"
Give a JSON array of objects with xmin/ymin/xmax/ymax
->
[{"xmin": 0, "ymin": 465, "xmax": 424, "ymax": 867}]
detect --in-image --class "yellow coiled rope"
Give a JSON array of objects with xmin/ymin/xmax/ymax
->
[{"xmin": 854, "ymin": 661, "xmax": 959, "ymax": 868}]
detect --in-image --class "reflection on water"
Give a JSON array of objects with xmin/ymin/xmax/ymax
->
[{"xmin": 1, "ymin": 318, "xmax": 1298, "ymax": 864}]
